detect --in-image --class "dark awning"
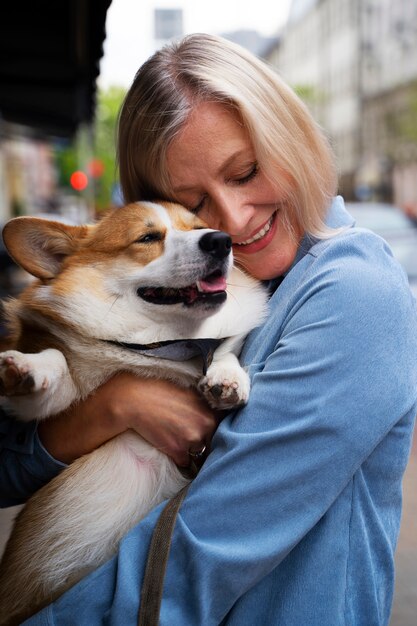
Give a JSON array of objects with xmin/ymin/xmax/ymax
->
[{"xmin": 0, "ymin": 0, "xmax": 112, "ymax": 138}]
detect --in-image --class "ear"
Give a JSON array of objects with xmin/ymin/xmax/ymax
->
[{"xmin": 2, "ymin": 217, "xmax": 90, "ymax": 280}]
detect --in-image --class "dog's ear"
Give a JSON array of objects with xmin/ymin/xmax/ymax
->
[{"xmin": 2, "ymin": 217, "xmax": 90, "ymax": 280}]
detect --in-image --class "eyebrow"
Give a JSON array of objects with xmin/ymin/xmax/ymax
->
[{"xmin": 171, "ymin": 149, "xmax": 252, "ymax": 193}]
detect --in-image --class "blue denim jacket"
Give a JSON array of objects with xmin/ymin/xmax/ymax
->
[{"xmin": 2, "ymin": 197, "xmax": 417, "ymax": 625}]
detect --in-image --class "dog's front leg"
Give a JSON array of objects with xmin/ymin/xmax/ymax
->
[
  {"xmin": 0, "ymin": 349, "xmax": 77, "ymax": 420},
  {"xmin": 198, "ymin": 334, "xmax": 250, "ymax": 410}
]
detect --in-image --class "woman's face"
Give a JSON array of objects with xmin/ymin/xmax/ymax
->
[{"xmin": 166, "ymin": 102, "xmax": 302, "ymax": 280}]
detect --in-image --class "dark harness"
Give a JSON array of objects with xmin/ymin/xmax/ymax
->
[{"xmin": 103, "ymin": 337, "xmax": 223, "ymax": 375}]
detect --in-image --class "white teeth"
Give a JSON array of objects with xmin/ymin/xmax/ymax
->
[{"xmin": 236, "ymin": 213, "xmax": 275, "ymax": 246}]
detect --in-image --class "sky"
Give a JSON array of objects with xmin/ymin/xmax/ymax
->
[{"xmin": 98, "ymin": 0, "xmax": 292, "ymax": 89}]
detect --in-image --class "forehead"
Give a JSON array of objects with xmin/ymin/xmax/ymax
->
[
  {"xmin": 166, "ymin": 102, "xmax": 253, "ymax": 187},
  {"xmin": 174, "ymin": 101, "xmax": 246, "ymax": 145}
]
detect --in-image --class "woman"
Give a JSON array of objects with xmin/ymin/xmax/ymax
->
[{"xmin": 1, "ymin": 34, "xmax": 417, "ymax": 625}]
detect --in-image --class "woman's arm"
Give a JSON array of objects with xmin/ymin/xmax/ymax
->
[
  {"xmin": 37, "ymin": 374, "xmax": 218, "ymax": 466},
  {"xmin": 0, "ymin": 406, "xmax": 66, "ymax": 506},
  {"xmin": 1, "ymin": 376, "xmax": 217, "ymax": 506}
]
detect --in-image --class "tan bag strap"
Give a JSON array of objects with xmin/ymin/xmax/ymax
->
[{"xmin": 138, "ymin": 484, "xmax": 190, "ymax": 626}]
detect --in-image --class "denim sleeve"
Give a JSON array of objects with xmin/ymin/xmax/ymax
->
[{"xmin": 0, "ymin": 406, "xmax": 66, "ymax": 506}]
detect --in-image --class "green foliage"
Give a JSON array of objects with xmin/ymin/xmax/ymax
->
[
  {"xmin": 93, "ymin": 86, "xmax": 127, "ymax": 210},
  {"xmin": 385, "ymin": 83, "xmax": 417, "ymax": 146},
  {"xmin": 293, "ymin": 84, "xmax": 324, "ymax": 106},
  {"xmin": 53, "ymin": 86, "xmax": 127, "ymax": 210},
  {"xmin": 54, "ymin": 139, "xmax": 78, "ymax": 188}
]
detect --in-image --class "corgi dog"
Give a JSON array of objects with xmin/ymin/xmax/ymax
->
[{"xmin": 0, "ymin": 201, "xmax": 268, "ymax": 625}]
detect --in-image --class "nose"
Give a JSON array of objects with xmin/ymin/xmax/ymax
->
[
  {"xmin": 208, "ymin": 191, "xmax": 255, "ymax": 236},
  {"xmin": 199, "ymin": 231, "xmax": 232, "ymax": 260}
]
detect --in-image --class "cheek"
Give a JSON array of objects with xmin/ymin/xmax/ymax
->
[
  {"xmin": 53, "ymin": 267, "xmax": 106, "ymax": 299},
  {"xmin": 257, "ymin": 173, "xmax": 298, "ymax": 217},
  {"xmin": 242, "ymin": 225, "xmax": 300, "ymax": 280},
  {"xmin": 269, "ymin": 228, "xmax": 300, "ymax": 271},
  {"xmin": 196, "ymin": 208, "xmax": 216, "ymax": 229},
  {"xmin": 272, "ymin": 214, "xmax": 301, "ymax": 252}
]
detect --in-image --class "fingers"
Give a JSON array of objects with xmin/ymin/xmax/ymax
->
[
  {"xmin": 159, "ymin": 415, "xmax": 215, "ymax": 467},
  {"xmin": 37, "ymin": 373, "xmax": 221, "ymax": 467},
  {"xmin": 105, "ymin": 373, "xmax": 219, "ymax": 467}
]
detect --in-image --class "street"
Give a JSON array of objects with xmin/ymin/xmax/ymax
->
[{"xmin": 390, "ymin": 431, "xmax": 417, "ymax": 626}]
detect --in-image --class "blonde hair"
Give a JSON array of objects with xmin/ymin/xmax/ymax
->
[{"xmin": 118, "ymin": 33, "xmax": 338, "ymax": 238}]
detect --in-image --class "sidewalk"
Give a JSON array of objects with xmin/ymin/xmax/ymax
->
[{"xmin": 390, "ymin": 432, "xmax": 417, "ymax": 626}]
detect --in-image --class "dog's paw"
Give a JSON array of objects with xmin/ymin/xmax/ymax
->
[
  {"xmin": 198, "ymin": 364, "xmax": 250, "ymax": 410},
  {"xmin": 0, "ymin": 351, "xmax": 48, "ymax": 396}
]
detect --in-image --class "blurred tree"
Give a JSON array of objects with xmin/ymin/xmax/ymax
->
[
  {"xmin": 54, "ymin": 138, "xmax": 78, "ymax": 189},
  {"xmin": 93, "ymin": 86, "xmax": 126, "ymax": 210},
  {"xmin": 386, "ymin": 82, "xmax": 417, "ymax": 147},
  {"xmin": 293, "ymin": 84, "xmax": 323, "ymax": 105},
  {"xmin": 293, "ymin": 84, "xmax": 326, "ymax": 127},
  {"xmin": 54, "ymin": 86, "xmax": 126, "ymax": 211}
]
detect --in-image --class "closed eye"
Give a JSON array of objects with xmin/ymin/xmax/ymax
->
[
  {"xmin": 135, "ymin": 232, "xmax": 163, "ymax": 244},
  {"xmin": 189, "ymin": 195, "xmax": 208, "ymax": 215},
  {"xmin": 233, "ymin": 162, "xmax": 259, "ymax": 185},
  {"xmin": 188, "ymin": 163, "xmax": 259, "ymax": 215}
]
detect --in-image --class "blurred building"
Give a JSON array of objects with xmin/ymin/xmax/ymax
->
[
  {"xmin": 154, "ymin": 8, "xmax": 183, "ymax": 45},
  {"xmin": 265, "ymin": 0, "xmax": 417, "ymax": 212},
  {"xmin": 360, "ymin": 0, "xmax": 417, "ymax": 215},
  {"xmin": 222, "ymin": 30, "xmax": 279, "ymax": 58},
  {"xmin": 0, "ymin": 132, "xmax": 56, "ymax": 219}
]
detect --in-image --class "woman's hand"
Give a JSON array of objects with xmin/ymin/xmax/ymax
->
[
  {"xmin": 107, "ymin": 373, "xmax": 219, "ymax": 466},
  {"xmin": 38, "ymin": 373, "xmax": 219, "ymax": 467}
]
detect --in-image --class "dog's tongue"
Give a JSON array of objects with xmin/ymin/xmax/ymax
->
[{"xmin": 197, "ymin": 276, "xmax": 227, "ymax": 293}]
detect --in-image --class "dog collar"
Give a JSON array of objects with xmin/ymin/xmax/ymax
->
[{"xmin": 103, "ymin": 338, "xmax": 223, "ymax": 375}]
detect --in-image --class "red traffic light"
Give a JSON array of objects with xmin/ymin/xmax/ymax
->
[
  {"xmin": 88, "ymin": 159, "xmax": 105, "ymax": 178},
  {"xmin": 70, "ymin": 171, "xmax": 88, "ymax": 191}
]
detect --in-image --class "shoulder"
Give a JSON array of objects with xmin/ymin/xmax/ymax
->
[
  {"xmin": 243, "ymin": 226, "xmax": 417, "ymax": 404},
  {"xmin": 277, "ymin": 226, "xmax": 417, "ymax": 355},
  {"xmin": 299, "ymin": 227, "xmax": 413, "ymax": 312},
  {"xmin": 311, "ymin": 226, "xmax": 398, "ymax": 274}
]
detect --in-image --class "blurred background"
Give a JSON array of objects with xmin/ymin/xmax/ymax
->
[
  {"xmin": 0, "ymin": 1, "xmax": 416, "ymax": 624},
  {"xmin": 2, "ymin": 0, "xmax": 417, "ymax": 300},
  {"xmin": 2, "ymin": 0, "xmax": 417, "ymax": 223}
]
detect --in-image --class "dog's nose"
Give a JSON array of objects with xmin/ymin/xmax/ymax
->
[{"xmin": 198, "ymin": 232, "xmax": 232, "ymax": 260}]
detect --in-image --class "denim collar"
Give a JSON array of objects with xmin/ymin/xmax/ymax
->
[{"xmin": 265, "ymin": 196, "xmax": 355, "ymax": 293}]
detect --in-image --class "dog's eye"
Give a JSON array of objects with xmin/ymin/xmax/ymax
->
[{"xmin": 135, "ymin": 232, "xmax": 162, "ymax": 244}]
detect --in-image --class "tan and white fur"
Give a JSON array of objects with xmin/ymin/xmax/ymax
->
[{"xmin": 0, "ymin": 201, "xmax": 268, "ymax": 625}]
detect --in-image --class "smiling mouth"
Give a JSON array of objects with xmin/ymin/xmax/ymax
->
[
  {"xmin": 235, "ymin": 211, "xmax": 277, "ymax": 246},
  {"xmin": 137, "ymin": 270, "xmax": 227, "ymax": 306}
]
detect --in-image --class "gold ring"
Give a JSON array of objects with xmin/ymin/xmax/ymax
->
[{"xmin": 188, "ymin": 445, "xmax": 207, "ymax": 459}]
